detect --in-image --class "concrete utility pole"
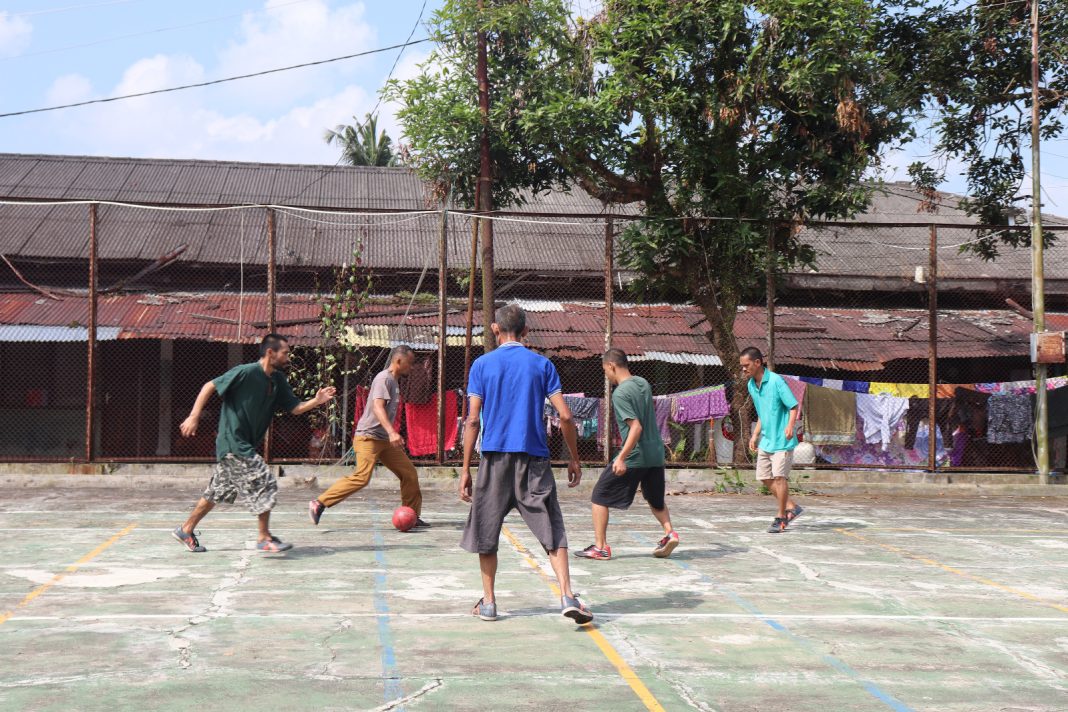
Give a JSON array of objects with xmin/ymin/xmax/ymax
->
[
  {"xmin": 477, "ymin": 0, "xmax": 495, "ymax": 352},
  {"xmin": 1030, "ymin": 0, "xmax": 1049, "ymax": 484}
]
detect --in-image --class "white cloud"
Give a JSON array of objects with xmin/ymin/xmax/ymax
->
[
  {"xmin": 0, "ymin": 11, "xmax": 32, "ymax": 58},
  {"xmin": 215, "ymin": 0, "xmax": 376, "ymax": 111},
  {"xmin": 47, "ymin": 74, "xmax": 93, "ymax": 105}
]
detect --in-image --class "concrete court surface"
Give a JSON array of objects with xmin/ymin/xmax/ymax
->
[{"xmin": 1, "ymin": 485, "xmax": 1068, "ymax": 712}]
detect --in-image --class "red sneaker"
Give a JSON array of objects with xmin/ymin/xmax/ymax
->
[
  {"xmin": 574, "ymin": 544, "xmax": 612, "ymax": 560},
  {"xmin": 653, "ymin": 531, "xmax": 680, "ymax": 558}
]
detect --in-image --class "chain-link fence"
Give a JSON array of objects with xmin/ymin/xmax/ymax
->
[{"xmin": 0, "ymin": 198, "xmax": 1064, "ymax": 473}]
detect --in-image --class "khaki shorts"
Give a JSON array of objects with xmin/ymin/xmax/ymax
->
[{"xmin": 755, "ymin": 449, "xmax": 793, "ymax": 481}]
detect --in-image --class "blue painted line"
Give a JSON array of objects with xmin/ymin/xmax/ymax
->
[
  {"xmin": 372, "ymin": 513, "xmax": 405, "ymax": 707},
  {"xmin": 627, "ymin": 533, "xmax": 914, "ymax": 712}
]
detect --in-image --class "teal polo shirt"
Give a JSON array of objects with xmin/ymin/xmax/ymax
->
[{"xmin": 747, "ymin": 370, "xmax": 799, "ymax": 453}]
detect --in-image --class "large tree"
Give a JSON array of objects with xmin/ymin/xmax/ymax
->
[{"xmin": 389, "ymin": 0, "xmax": 1065, "ymax": 460}]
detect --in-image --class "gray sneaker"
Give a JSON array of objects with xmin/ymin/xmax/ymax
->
[
  {"xmin": 473, "ymin": 598, "xmax": 497, "ymax": 621},
  {"xmin": 561, "ymin": 594, "xmax": 593, "ymax": 625},
  {"xmin": 172, "ymin": 526, "xmax": 206, "ymax": 553}
]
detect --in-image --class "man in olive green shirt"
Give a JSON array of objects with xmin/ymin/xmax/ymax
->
[
  {"xmin": 576, "ymin": 349, "xmax": 679, "ymax": 561},
  {"xmin": 172, "ymin": 334, "xmax": 336, "ymax": 554}
]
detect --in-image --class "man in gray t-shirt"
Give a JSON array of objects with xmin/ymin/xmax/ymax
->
[{"xmin": 308, "ymin": 345, "xmax": 427, "ymax": 528}]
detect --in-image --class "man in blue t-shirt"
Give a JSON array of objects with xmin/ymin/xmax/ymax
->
[
  {"xmin": 741, "ymin": 346, "xmax": 805, "ymax": 534},
  {"xmin": 460, "ymin": 304, "xmax": 593, "ymax": 625}
]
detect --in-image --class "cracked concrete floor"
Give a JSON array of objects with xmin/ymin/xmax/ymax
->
[{"xmin": 2, "ymin": 486, "xmax": 1068, "ymax": 711}]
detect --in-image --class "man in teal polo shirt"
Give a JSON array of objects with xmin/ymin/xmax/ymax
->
[{"xmin": 741, "ymin": 346, "xmax": 805, "ymax": 533}]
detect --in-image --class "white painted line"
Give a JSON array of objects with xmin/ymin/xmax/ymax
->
[{"xmin": 5, "ymin": 613, "xmax": 1068, "ymax": 623}]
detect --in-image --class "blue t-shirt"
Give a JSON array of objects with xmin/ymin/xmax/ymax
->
[
  {"xmin": 468, "ymin": 342, "xmax": 562, "ymax": 457},
  {"xmin": 747, "ymin": 370, "xmax": 799, "ymax": 453}
]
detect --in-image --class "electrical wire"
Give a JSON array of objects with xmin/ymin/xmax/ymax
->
[{"xmin": 0, "ymin": 37, "xmax": 435, "ymax": 119}]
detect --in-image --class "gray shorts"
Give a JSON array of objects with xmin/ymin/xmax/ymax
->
[
  {"xmin": 202, "ymin": 454, "xmax": 278, "ymax": 515},
  {"xmin": 460, "ymin": 452, "xmax": 568, "ymax": 555}
]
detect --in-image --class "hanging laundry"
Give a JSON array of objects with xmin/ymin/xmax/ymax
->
[
  {"xmin": 399, "ymin": 356, "xmax": 435, "ymax": 404},
  {"xmin": 936, "ymin": 384, "xmax": 964, "ymax": 399},
  {"xmin": 653, "ymin": 396, "xmax": 673, "ymax": 444},
  {"xmin": 563, "ymin": 396, "xmax": 600, "ymax": 420},
  {"xmin": 953, "ymin": 387, "xmax": 990, "ymax": 439},
  {"xmin": 986, "ymin": 394, "xmax": 1032, "ymax": 444},
  {"xmin": 803, "ymin": 386, "xmax": 856, "ymax": 446},
  {"xmin": 856, "ymin": 393, "xmax": 909, "ymax": 450},
  {"xmin": 912, "ymin": 420, "xmax": 947, "ymax": 464},
  {"xmin": 904, "ymin": 398, "xmax": 955, "ymax": 450},
  {"xmin": 404, "ymin": 391, "xmax": 460, "ymax": 456},
  {"xmin": 1048, "ymin": 385, "xmax": 1068, "ymax": 439},
  {"xmin": 799, "ymin": 376, "xmax": 823, "ymax": 386},
  {"xmin": 352, "ymin": 385, "xmax": 403, "ymax": 438},
  {"xmin": 673, "ymin": 387, "xmax": 729, "ymax": 423},
  {"xmin": 783, "ymin": 378, "xmax": 807, "ymax": 414},
  {"xmin": 870, "ymin": 383, "xmax": 928, "ymax": 398},
  {"xmin": 843, "ymin": 381, "xmax": 870, "ymax": 394},
  {"xmin": 822, "ymin": 379, "xmax": 844, "ymax": 391}
]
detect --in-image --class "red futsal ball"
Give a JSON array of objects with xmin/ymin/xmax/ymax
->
[{"xmin": 392, "ymin": 506, "xmax": 417, "ymax": 532}]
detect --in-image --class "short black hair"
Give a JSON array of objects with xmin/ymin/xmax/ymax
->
[
  {"xmin": 389, "ymin": 344, "xmax": 414, "ymax": 362},
  {"xmin": 740, "ymin": 346, "xmax": 764, "ymax": 363},
  {"xmin": 494, "ymin": 304, "xmax": 526, "ymax": 335},
  {"xmin": 602, "ymin": 348, "xmax": 629, "ymax": 368},
  {"xmin": 260, "ymin": 333, "xmax": 289, "ymax": 356}
]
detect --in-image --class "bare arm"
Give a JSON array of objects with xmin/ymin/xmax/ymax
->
[
  {"xmin": 613, "ymin": 418, "xmax": 642, "ymax": 475},
  {"xmin": 784, "ymin": 405, "xmax": 799, "ymax": 440},
  {"xmin": 749, "ymin": 419, "xmax": 762, "ymax": 451},
  {"xmin": 547, "ymin": 392, "xmax": 582, "ymax": 487},
  {"xmin": 460, "ymin": 396, "xmax": 482, "ymax": 502},
  {"xmin": 180, "ymin": 381, "xmax": 216, "ymax": 437},
  {"xmin": 371, "ymin": 398, "xmax": 404, "ymax": 447},
  {"xmin": 290, "ymin": 387, "xmax": 337, "ymax": 417}
]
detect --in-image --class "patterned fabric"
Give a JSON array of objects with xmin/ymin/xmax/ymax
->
[
  {"xmin": 987, "ymin": 394, "xmax": 1033, "ymax": 444},
  {"xmin": 202, "ymin": 454, "xmax": 277, "ymax": 515}
]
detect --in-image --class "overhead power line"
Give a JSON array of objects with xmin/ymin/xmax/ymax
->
[
  {"xmin": 11, "ymin": 0, "xmax": 145, "ymax": 18},
  {"xmin": 0, "ymin": 37, "xmax": 435, "ymax": 120}
]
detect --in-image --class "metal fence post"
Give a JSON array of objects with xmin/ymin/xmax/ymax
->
[
  {"xmin": 437, "ymin": 207, "xmax": 449, "ymax": 464},
  {"xmin": 604, "ymin": 215, "xmax": 614, "ymax": 464},
  {"xmin": 928, "ymin": 224, "xmax": 938, "ymax": 472},
  {"xmin": 265, "ymin": 206, "xmax": 276, "ymax": 463},
  {"xmin": 86, "ymin": 203, "xmax": 98, "ymax": 463}
]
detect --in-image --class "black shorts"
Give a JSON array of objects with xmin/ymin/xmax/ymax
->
[{"xmin": 591, "ymin": 464, "xmax": 666, "ymax": 511}]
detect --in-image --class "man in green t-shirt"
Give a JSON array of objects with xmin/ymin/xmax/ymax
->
[
  {"xmin": 172, "ymin": 334, "xmax": 336, "ymax": 554},
  {"xmin": 576, "ymin": 349, "xmax": 679, "ymax": 561}
]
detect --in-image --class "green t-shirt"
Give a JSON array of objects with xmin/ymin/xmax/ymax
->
[
  {"xmin": 612, "ymin": 376, "xmax": 665, "ymax": 468},
  {"xmin": 212, "ymin": 362, "xmax": 301, "ymax": 461}
]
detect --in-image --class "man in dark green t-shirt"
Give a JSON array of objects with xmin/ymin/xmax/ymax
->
[
  {"xmin": 576, "ymin": 349, "xmax": 679, "ymax": 561},
  {"xmin": 172, "ymin": 334, "xmax": 336, "ymax": 554}
]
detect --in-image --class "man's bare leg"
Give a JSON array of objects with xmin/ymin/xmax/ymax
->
[
  {"xmin": 181, "ymin": 497, "xmax": 214, "ymax": 534},
  {"xmin": 650, "ymin": 505, "xmax": 673, "ymax": 535},
  {"xmin": 592, "ymin": 504, "xmax": 610, "ymax": 550},
  {"xmin": 479, "ymin": 553, "xmax": 497, "ymax": 604},
  {"xmin": 770, "ymin": 478, "xmax": 790, "ymax": 519},
  {"xmin": 547, "ymin": 548, "xmax": 576, "ymax": 598},
  {"xmin": 257, "ymin": 511, "xmax": 271, "ymax": 543}
]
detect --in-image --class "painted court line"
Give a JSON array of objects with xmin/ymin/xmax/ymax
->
[
  {"xmin": 371, "ymin": 511, "xmax": 404, "ymax": 706},
  {"xmin": 836, "ymin": 529, "xmax": 1068, "ymax": 616},
  {"xmin": 7, "ymin": 612, "xmax": 1068, "ymax": 623},
  {"xmin": 499, "ymin": 525, "xmax": 667, "ymax": 712},
  {"xmin": 630, "ymin": 531, "xmax": 914, "ymax": 712},
  {"xmin": 0, "ymin": 523, "xmax": 137, "ymax": 626}
]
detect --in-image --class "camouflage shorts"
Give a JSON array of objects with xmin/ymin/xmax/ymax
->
[{"xmin": 203, "ymin": 454, "xmax": 277, "ymax": 514}]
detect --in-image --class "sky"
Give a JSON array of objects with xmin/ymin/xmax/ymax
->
[{"xmin": 0, "ymin": 0, "xmax": 1066, "ymax": 213}]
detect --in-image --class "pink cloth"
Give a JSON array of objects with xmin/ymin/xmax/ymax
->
[
  {"xmin": 783, "ymin": 377, "xmax": 807, "ymax": 414},
  {"xmin": 352, "ymin": 385, "xmax": 402, "ymax": 440},
  {"xmin": 404, "ymin": 391, "xmax": 459, "ymax": 456}
]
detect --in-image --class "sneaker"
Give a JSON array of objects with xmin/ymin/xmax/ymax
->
[
  {"xmin": 561, "ymin": 594, "xmax": 594, "ymax": 625},
  {"xmin": 473, "ymin": 598, "xmax": 497, "ymax": 622},
  {"xmin": 574, "ymin": 544, "xmax": 612, "ymax": 561},
  {"xmin": 786, "ymin": 505, "xmax": 805, "ymax": 524},
  {"xmin": 308, "ymin": 500, "xmax": 325, "ymax": 526},
  {"xmin": 257, "ymin": 538, "xmax": 293, "ymax": 552},
  {"xmin": 172, "ymin": 526, "xmax": 206, "ymax": 553},
  {"xmin": 767, "ymin": 517, "xmax": 786, "ymax": 534},
  {"xmin": 413, "ymin": 517, "xmax": 431, "ymax": 529},
  {"xmin": 653, "ymin": 531, "xmax": 680, "ymax": 558}
]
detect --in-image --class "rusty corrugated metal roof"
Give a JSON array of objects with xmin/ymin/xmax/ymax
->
[{"xmin": 0, "ymin": 291, "xmax": 1056, "ymax": 370}]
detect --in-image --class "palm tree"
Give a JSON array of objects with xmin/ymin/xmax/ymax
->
[{"xmin": 323, "ymin": 113, "xmax": 399, "ymax": 167}]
